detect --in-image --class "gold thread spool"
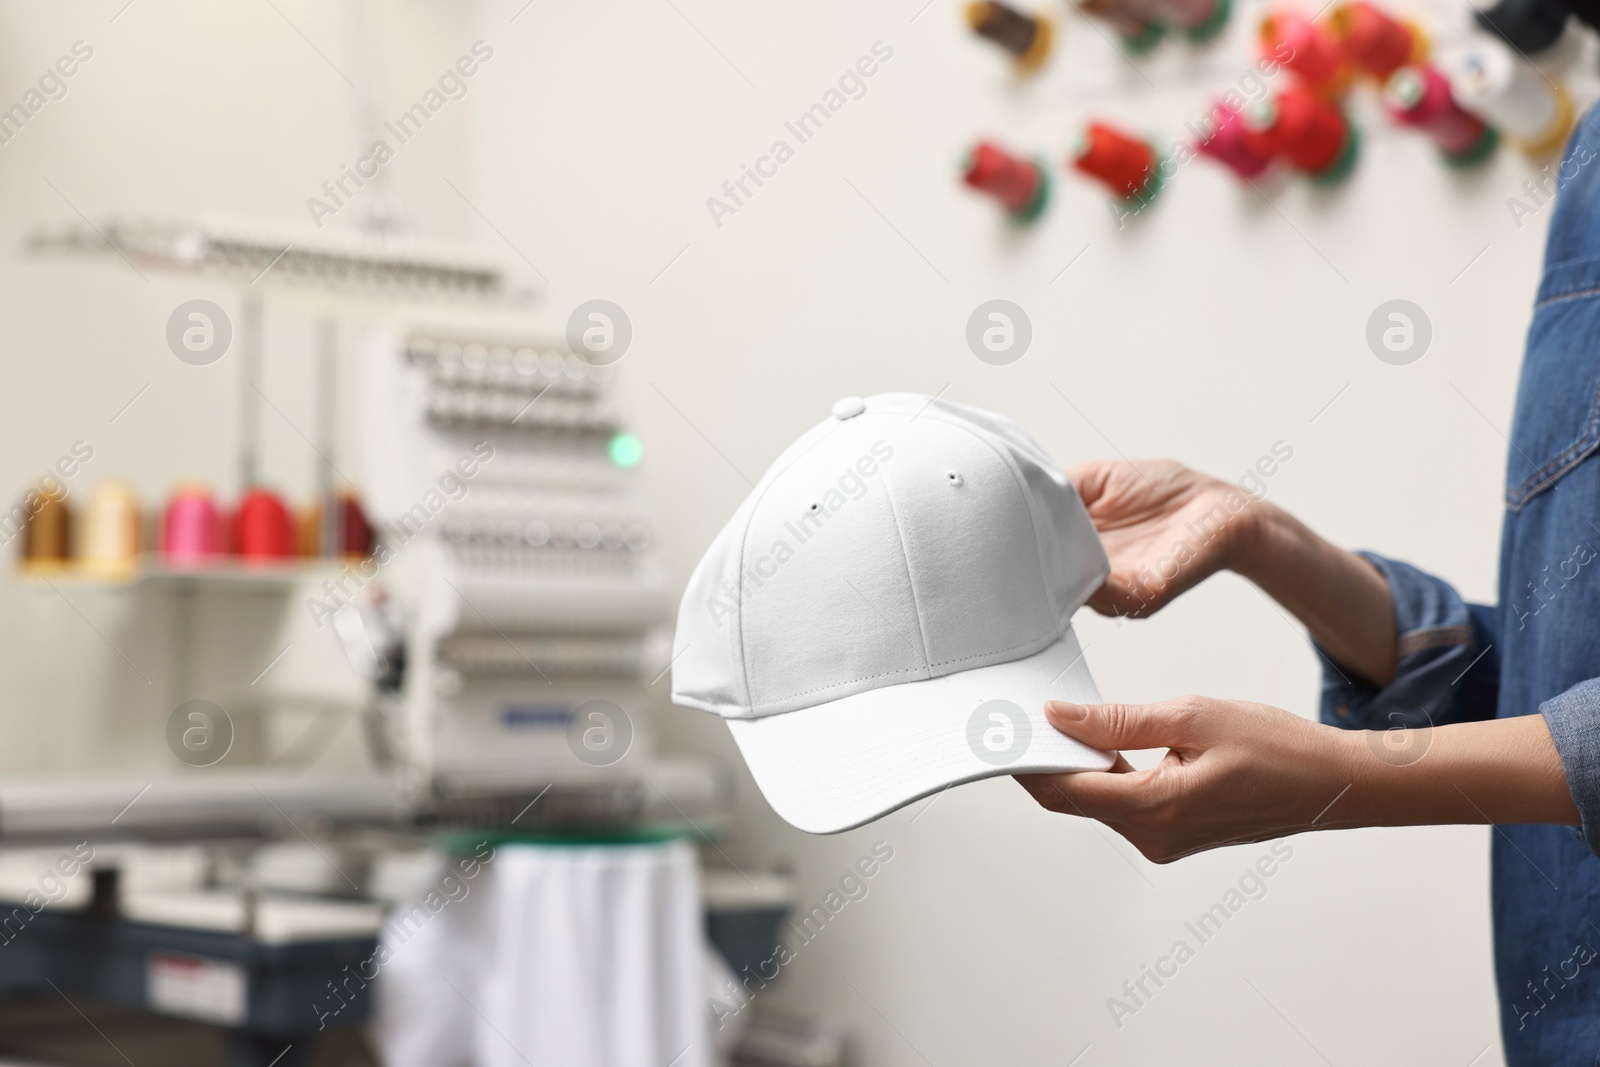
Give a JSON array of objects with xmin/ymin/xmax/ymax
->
[
  {"xmin": 966, "ymin": 1, "xmax": 1055, "ymax": 73},
  {"xmin": 297, "ymin": 505, "xmax": 319, "ymax": 557},
  {"xmin": 1017, "ymin": 13, "xmax": 1053, "ymax": 71},
  {"xmin": 1520, "ymin": 80, "xmax": 1576, "ymax": 156},
  {"xmin": 22, "ymin": 485, "xmax": 71, "ymax": 568}
]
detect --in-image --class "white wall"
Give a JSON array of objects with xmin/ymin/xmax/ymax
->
[
  {"xmin": 0, "ymin": 0, "xmax": 474, "ymax": 770},
  {"xmin": 0, "ymin": 0, "xmax": 1580, "ymax": 1062}
]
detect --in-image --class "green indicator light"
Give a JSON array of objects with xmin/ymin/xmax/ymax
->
[{"xmin": 609, "ymin": 432, "xmax": 643, "ymax": 468}]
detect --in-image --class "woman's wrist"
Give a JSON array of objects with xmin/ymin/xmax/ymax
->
[
  {"xmin": 1222, "ymin": 496, "xmax": 1284, "ymax": 583},
  {"xmin": 1335, "ymin": 716, "xmax": 1580, "ymax": 829},
  {"xmin": 1221, "ymin": 500, "xmax": 1399, "ymax": 686}
]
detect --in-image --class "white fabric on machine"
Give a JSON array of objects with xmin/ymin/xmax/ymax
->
[
  {"xmin": 374, "ymin": 839, "xmax": 708, "ymax": 1067},
  {"xmin": 371, "ymin": 851, "xmax": 487, "ymax": 1067}
]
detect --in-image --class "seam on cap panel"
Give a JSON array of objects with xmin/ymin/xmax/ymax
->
[
  {"xmin": 876, "ymin": 449, "xmax": 932, "ymax": 674},
  {"xmin": 877, "ymin": 406, "xmax": 1057, "ymax": 646},
  {"xmin": 743, "ymin": 401, "xmax": 1058, "ymax": 713},
  {"xmin": 894, "ymin": 398, "xmax": 1067, "ymax": 498},
  {"xmin": 732, "ymin": 486, "xmax": 755, "ymax": 714},
  {"xmin": 895, "ymin": 408, "xmax": 1060, "ymax": 620},
  {"xmin": 934, "ymin": 415, "xmax": 1065, "ymax": 633},
  {"xmin": 731, "ymin": 532, "xmax": 748, "ymax": 713},
  {"xmin": 749, "ymin": 631, "xmax": 1054, "ymax": 711},
  {"xmin": 737, "ymin": 418, "xmax": 847, "ymax": 713}
]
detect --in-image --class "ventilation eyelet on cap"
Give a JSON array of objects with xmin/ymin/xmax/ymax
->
[
  {"xmin": 831, "ymin": 396, "xmax": 866, "ymax": 420},
  {"xmin": 946, "ymin": 470, "xmax": 964, "ymax": 487}
]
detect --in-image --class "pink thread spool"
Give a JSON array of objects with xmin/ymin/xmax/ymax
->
[
  {"xmin": 1194, "ymin": 103, "xmax": 1273, "ymax": 178},
  {"xmin": 1385, "ymin": 65, "xmax": 1498, "ymax": 166},
  {"xmin": 162, "ymin": 486, "xmax": 222, "ymax": 565}
]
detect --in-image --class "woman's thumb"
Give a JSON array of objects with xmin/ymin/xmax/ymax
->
[{"xmin": 1043, "ymin": 699, "xmax": 1195, "ymax": 751}]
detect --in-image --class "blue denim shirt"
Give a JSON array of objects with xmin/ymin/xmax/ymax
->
[{"xmin": 1318, "ymin": 112, "xmax": 1600, "ymax": 1062}]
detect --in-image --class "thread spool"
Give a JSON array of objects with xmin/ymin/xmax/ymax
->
[
  {"xmin": 1071, "ymin": 122, "xmax": 1162, "ymax": 201},
  {"xmin": 81, "ymin": 481, "xmax": 141, "ymax": 576},
  {"xmin": 297, "ymin": 505, "xmax": 321, "ymax": 557},
  {"xmin": 162, "ymin": 486, "xmax": 223, "ymax": 565},
  {"xmin": 1385, "ymin": 65, "xmax": 1498, "ymax": 166},
  {"xmin": 1144, "ymin": 0, "xmax": 1232, "ymax": 40},
  {"xmin": 21, "ymin": 485, "xmax": 71, "ymax": 567},
  {"xmin": 1444, "ymin": 40, "xmax": 1573, "ymax": 156},
  {"xmin": 1260, "ymin": 10, "xmax": 1350, "ymax": 94},
  {"xmin": 1194, "ymin": 103, "xmax": 1274, "ymax": 178},
  {"xmin": 235, "ymin": 488, "xmax": 296, "ymax": 560},
  {"xmin": 1474, "ymin": 0, "xmax": 1570, "ymax": 57},
  {"xmin": 1329, "ymin": 3, "xmax": 1426, "ymax": 79},
  {"xmin": 1242, "ymin": 89, "xmax": 1360, "ymax": 182},
  {"xmin": 1076, "ymin": 0, "xmax": 1167, "ymax": 52},
  {"xmin": 966, "ymin": 2, "xmax": 1054, "ymax": 72},
  {"xmin": 338, "ymin": 493, "xmax": 374, "ymax": 558},
  {"xmin": 962, "ymin": 141, "xmax": 1051, "ymax": 220}
]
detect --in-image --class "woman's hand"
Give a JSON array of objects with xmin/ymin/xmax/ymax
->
[
  {"xmin": 1016, "ymin": 698, "xmax": 1578, "ymax": 862},
  {"xmin": 1017, "ymin": 697, "xmax": 1355, "ymax": 862},
  {"xmin": 1070, "ymin": 457, "xmax": 1399, "ymax": 685},
  {"xmin": 1068, "ymin": 460, "xmax": 1261, "ymax": 618}
]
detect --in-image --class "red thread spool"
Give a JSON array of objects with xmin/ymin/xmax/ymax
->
[
  {"xmin": 1071, "ymin": 122, "xmax": 1159, "ymax": 199},
  {"xmin": 1194, "ymin": 103, "xmax": 1274, "ymax": 178},
  {"xmin": 1385, "ymin": 65, "xmax": 1498, "ymax": 165},
  {"xmin": 1330, "ymin": 2, "xmax": 1424, "ymax": 79},
  {"xmin": 1242, "ymin": 89, "xmax": 1360, "ymax": 180},
  {"xmin": 962, "ymin": 141, "xmax": 1050, "ymax": 220},
  {"xmin": 1260, "ymin": 10, "xmax": 1349, "ymax": 94},
  {"xmin": 235, "ymin": 488, "xmax": 296, "ymax": 560}
]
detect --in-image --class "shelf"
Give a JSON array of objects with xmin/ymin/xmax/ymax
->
[
  {"xmin": 0, "ymin": 758, "xmax": 728, "ymax": 843},
  {"xmin": 15, "ymin": 558, "xmax": 348, "ymax": 591},
  {"xmin": 0, "ymin": 768, "xmax": 402, "ymax": 842},
  {"xmin": 28, "ymin": 214, "xmax": 518, "ymax": 302}
]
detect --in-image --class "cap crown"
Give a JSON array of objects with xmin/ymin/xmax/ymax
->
[{"xmin": 672, "ymin": 393, "xmax": 1108, "ymax": 718}]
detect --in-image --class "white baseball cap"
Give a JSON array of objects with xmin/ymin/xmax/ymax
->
[{"xmin": 671, "ymin": 393, "xmax": 1114, "ymax": 834}]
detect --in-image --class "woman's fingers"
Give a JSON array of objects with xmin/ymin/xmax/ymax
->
[
  {"xmin": 1026, "ymin": 765, "xmax": 1165, "ymax": 823},
  {"xmin": 1066, "ymin": 460, "xmax": 1117, "ymax": 506},
  {"xmin": 1012, "ymin": 700, "xmax": 1206, "ymax": 829},
  {"xmin": 1043, "ymin": 698, "xmax": 1204, "ymax": 752},
  {"xmin": 1021, "ymin": 697, "xmax": 1365, "ymax": 863},
  {"xmin": 1088, "ymin": 574, "xmax": 1170, "ymax": 617}
]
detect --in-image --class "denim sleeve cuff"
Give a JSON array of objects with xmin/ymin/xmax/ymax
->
[
  {"xmin": 1318, "ymin": 553, "xmax": 1499, "ymax": 732},
  {"xmin": 1540, "ymin": 678, "xmax": 1600, "ymax": 857}
]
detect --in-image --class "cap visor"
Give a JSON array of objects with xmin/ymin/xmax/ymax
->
[{"xmin": 726, "ymin": 628, "xmax": 1113, "ymax": 834}]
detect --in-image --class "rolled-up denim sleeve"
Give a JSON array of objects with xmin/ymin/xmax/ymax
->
[
  {"xmin": 1318, "ymin": 552, "xmax": 1500, "ymax": 732},
  {"xmin": 1541, "ymin": 680, "xmax": 1600, "ymax": 855},
  {"xmin": 1317, "ymin": 555, "xmax": 1600, "ymax": 850}
]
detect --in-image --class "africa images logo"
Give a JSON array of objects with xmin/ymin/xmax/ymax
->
[{"xmin": 966, "ymin": 700, "xmax": 1032, "ymax": 765}]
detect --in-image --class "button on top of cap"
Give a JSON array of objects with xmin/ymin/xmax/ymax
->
[{"xmin": 832, "ymin": 396, "xmax": 866, "ymax": 420}]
